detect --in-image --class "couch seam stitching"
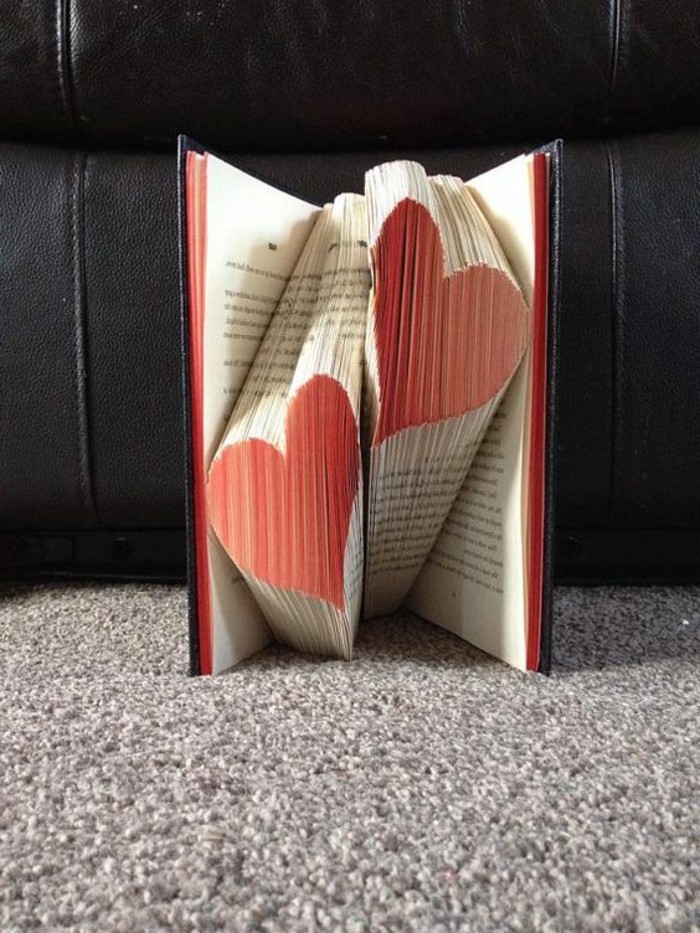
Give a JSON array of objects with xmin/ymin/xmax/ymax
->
[
  {"xmin": 605, "ymin": 140, "xmax": 625, "ymax": 523},
  {"xmin": 70, "ymin": 153, "xmax": 99, "ymax": 524},
  {"xmin": 606, "ymin": 0, "xmax": 622, "ymax": 123},
  {"xmin": 56, "ymin": 0, "xmax": 78, "ymax": 128}
]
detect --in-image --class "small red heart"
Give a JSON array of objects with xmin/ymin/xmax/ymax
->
[
  {"xmin": 206, "ymin": 374, "xmax": 360, "ymax": 610},
  {"xmin": 371, "ymin": 200, "xmax": 529, "ymax": 447}
]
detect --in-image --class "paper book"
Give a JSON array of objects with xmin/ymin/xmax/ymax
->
[{"xmin": 178, "ymin": 138, "xmax": 559, "ymax": 675}]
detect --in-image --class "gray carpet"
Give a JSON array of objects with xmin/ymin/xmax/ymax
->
[{"xmin": 1, "ymin": 582, "xmax": 698, "ymax": 931}]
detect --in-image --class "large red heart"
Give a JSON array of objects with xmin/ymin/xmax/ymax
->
[
  {"xmin": 206, "ymin": 374, "xmax": 360, "ymax": 610},
  {"xmin": 371, "ymin": 199, "xmax": 529, "ymax": 447}
]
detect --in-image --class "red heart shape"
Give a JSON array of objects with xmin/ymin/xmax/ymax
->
[
  {"xmin": 371, "ymin": 199, "xmax": 529, "ymax": 447},
  {"xmin": 206, "ymin": 374, "xmax": 360, "ymax": 610}
]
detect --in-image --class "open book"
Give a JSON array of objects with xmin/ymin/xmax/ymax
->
[{"xmin": 179, "ymin": 138, "xmax": 560, "ymax": 675}]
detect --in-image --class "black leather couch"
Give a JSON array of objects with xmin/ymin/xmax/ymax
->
[{"xmin": 2, "ymin": 1, "xmax": 699, "ymax": 582}]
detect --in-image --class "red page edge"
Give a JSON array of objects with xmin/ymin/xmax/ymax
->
[
  {"xmin": 186, "ymin": 152, "xmax": 213, "ymax": 675},
  {"xmin": 525, "ymin": 153, "xmax": 550, "ymax": 671}
]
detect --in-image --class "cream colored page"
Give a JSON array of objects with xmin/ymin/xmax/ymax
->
[
  {"xmin": 407, "ymin": 155, "xmax": 535, "ymax": 671},
  {"xmin": 210, "ymin": 196, "xmax": 369, "ymax": 661},
  {"xmin": 201, "ymin": 154, "xmax": 319, "ymax": 673},
  {"xmin": 221, "ymin": 200, "xmax": 370, "ymax": 446},
  {"xmin": 364, "ymin": 400, "xmax": 500, "ymax": 617},
  {"xmin": 363, "ymin": 165, "xmax": 527, "ymax": 620},
  {"xmin": 203, "ymin": 156, "xmax": 320, "ymax": 464}
]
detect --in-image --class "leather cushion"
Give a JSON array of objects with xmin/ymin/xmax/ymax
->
[
  {"xmin": 1, "ymin": 131, "xmax": 699, "ymax": 544},
  {"xmin": 2, "ymin": 1, "xmax": 700, "ymax": 151}
]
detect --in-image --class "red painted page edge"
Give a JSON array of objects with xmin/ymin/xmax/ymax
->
[
  {"xmin": 525, "ymin": 153, "xmax": 550, "ymax": 671},
  {"xmin": 186, "ymin": 152, "xmax": 213, "ymax": 675}
]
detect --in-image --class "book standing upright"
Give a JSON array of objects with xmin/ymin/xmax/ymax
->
[{"xmin": 178, "ymin": 139, "xmax": 560, "ymax": 675}]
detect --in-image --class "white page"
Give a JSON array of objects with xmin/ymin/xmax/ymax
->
[
  {"xmin": 207, "ymin": 194, "xmax": 369, "ymax": 660},
  {"xmin": 407, "ymin": 154, "xmax": 536, "ymax": 671},
  {"xmin": 201, "ymin": 154, "xmax": 319, "ymax": 673}
]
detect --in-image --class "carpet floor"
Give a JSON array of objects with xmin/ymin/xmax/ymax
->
[{"xmin": 0, "ymin": 582, "xmax": 698, "ymax": 931}]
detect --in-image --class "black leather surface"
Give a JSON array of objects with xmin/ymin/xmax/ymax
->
[
  {"xmin": 1, "ymin": 2, "xmax": 77, "ymax": 140},
  {"xmin": 0, "ymin": 143, "xmax": 184, "ymax": 533},
  {"xmin": 606, "ymin": 132, "xmax": 700, "ymax": 529},
  {"xmin": 2, "ymin": 2, "xmax": 700, "ymax": 151},
  {"xmin": 2, "ymin": 131, "xmax": 699, "ymax": 578},
  {"xmin": 608, "ymin": 2, "xmax": 700, "ymax": 134},
  {"xmin": 83, "ymin": 153, "xmax": 183, "ymax": 527},
  {"xmin": 0, "ymin": 145, "xmax": 94, "ymax": 529},
  {"xmin": 556, "ymin": 142, "xmax": 614, "ymax": 528}
]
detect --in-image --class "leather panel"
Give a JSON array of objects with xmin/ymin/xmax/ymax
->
[
  {"xmin": 83, "ymin": 153, "xmax": 185, "ymax": 527},
  {"xmin": 0, "ymin": 144, "xmax": 96, "ymax": 529},
  {"xmin": 609, "ymin": 1, "xmax": 700, "ymax": 133},
  {"xmin": 1, "ymin": 2, "xmax": 694, "ymax": 150},
  {"xmin": 2, "ymin": 131, "xmax": 699, "ymax": 574},
  {"xmin": 555, "ymin": 141, "xmax": 614, "ymax": 526},
  {"xmin": 0, "ymin": 3, "xmax": 75, "ymax": 139},
  {"xmin": 67, "ymin": 1, "xmax": 610, "ymax": 150},
  {"xmin": 609, "ymin": 131, "xmax": 700, "ymax": 528}
]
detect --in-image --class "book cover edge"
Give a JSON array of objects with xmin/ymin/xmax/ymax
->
[
  {"xmin": 535, "ymin": 138, "xmax": 563, "ymax": 675},
  {"xmin": 177, "ymin": 134, "xmax": 204, "ymax": 676}
]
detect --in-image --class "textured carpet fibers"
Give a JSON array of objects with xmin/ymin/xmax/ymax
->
[{"xmin": 0, "ymin": 583, "xmax": 698, "ymax": 930}]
